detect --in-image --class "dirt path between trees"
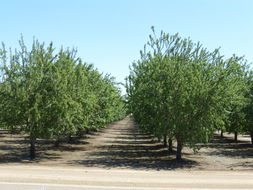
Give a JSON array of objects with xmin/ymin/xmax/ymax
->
[
  {"xmin": 0, "ymin": 116, "xmax": 253, "ymax": 189},
  {"xmin": 0, "ymin": 116, "xmax": 253, "ymax": 170}
]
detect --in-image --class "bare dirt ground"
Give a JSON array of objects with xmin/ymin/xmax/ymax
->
[
  {"xmin": 0, "ymin": 116, "xmax": 252, "ymax": 170},
  {"xmin": 0, "ymin": 117, "xmax": 253, "ymax": 189}
]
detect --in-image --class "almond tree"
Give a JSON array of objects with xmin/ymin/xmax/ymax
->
[
  {"xmin": 0, "ymin": 38, "xmax": 126, "ymax": 159},
  {"xmin": 127, "ymin": 28, "xmax": 247, "ymax": 159},
  {"xmin": 243, "ymin": 73, "xmax": 253, "ymax": 144}
]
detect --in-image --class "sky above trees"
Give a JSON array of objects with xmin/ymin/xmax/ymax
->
[{"xmin": 0, "ymin": 0, "xmax": 253, "ymax": 94}]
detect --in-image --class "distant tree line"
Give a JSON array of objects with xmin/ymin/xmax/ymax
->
[
  {"xmin": 126, "ymin": 27, "xmax": 253, "ymax": 159},
  {"xmin": 0, "ymin": 38, "xmax": 126, "ymax": 159}
]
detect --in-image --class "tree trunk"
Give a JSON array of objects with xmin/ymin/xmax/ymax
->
[
  {"xmin": 10, "ymin": 126, "xmax": 15, "ymax": 135},
  {"xmin": 30, "ymin": 137, "xmax": 36, "ymax": 160},
  {"xmin": 67, "ymin": 134, "xmax": 73, "ymax": 143},
  {"xmin": 163, "ymin": 135, "xmax": 167, "ymax": 147},
  {"xmin": 176, "ymin": 138, "xmax": 183, "ymax": 160},
  {"xmin": 77, "ymin": 130, "xmax": 83, "ymax": 138},
  {"xmin": 168, "ymin": 138, "xmax": 173, "ymax": 153},
  {"xmin": 54, "ymin": 138, "xmax": 60, "ymax": 147},
  {"xmin": 221, "ymin": 130, "xmax": 224, "ymax": 138},
  {"xmin": 234, "ymin": 131, "xmax": 238, "ymax": 142},
  {"xmin": 250, "ymin": 131, "xmax": 253, "ymax": 145}
]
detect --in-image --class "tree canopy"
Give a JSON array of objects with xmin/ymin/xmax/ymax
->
[
  {"xmin": 0, "ymin": 38, "xmax": 126, "ymax": 159},
  {"xmin": 126, "ymin": 28, "xmax": 249, "ymax": 159}
]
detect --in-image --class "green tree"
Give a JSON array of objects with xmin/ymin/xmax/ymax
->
[
  {"xmin": 243, "ymin": 72, "xmax": 253, "ymax": 144},
  {"xmin": 127, "ymin": 28, "xmax": 247, "ymax": 159},
  {"xmin": 0, "ymin": 38, "xmax": 126, "ymax": 159}
]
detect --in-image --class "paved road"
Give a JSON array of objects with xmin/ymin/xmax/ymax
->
[
  {"xmin": 0, "ymin": 182, "xmax": 171, "ymax": 190},
  {"xmin": 0, "ymin": 165, "xmax": 253, "ymax": 190},
  {"xmin": 1, "ymin": 182, "xmax": 253, "ymax": 190}
]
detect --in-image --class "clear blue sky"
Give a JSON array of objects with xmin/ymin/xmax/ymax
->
[{"xmin": 1, "ymin": 0, "xmax": 253, "ymax": 93}]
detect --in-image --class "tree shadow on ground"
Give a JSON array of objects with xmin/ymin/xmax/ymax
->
[
  {"xmin": 198, "ymin": 134, "xmax": 253, "ymax": 161},
  {"xmin": 0, "ymin": 147, "xmax": 61, "ymax": 164},
  {"xmin": 0, "ymin": 150, "xmax": 61, "ymax": 164},
  {"xmin": 68, "ymin": 124, "xmax": 198, "ymax": 170},
  {"xmin": 2, "ymin": 120, "xmax": 252, "ymax": 169},
  {"xmin": 0, "ymin": 133, "xmax": 89, "ymax": 164},
  {"xmin": 70, "ymin": 156, "xmax": 197, "ymax": 170}
]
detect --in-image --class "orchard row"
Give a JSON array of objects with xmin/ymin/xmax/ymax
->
[
  {"xmin": 0, "ymin": 38, "xmax": 126, "ymax": 159},
  {"xmin": 126, "ymin": 27, "xmax": 253, "ymax": 159}
]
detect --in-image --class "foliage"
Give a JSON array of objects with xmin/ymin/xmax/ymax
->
[
  {"xmin": 126, "ymin": 28, "xmax": 247, "ymax": 159},
  {"xmin": 0, "ymin": 38, "xmax": 126, "ymax": 159},
  {"xmin": 243, "ymin": 72, "xmax": 253, "ymax": 144}
]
